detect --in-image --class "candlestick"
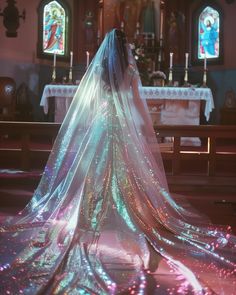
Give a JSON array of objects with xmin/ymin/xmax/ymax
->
[
  {"xmin": 168, "ymin": 68, "xmax": 173, "ymax": 86},
  {"xmin": 51, "ymin": 66, "xmax": 56, "ymax": 84},
  {"xmin": 151, "ymin": 33, "xmax": 154, "ymax": 47},
  {"xmin": 204, "ymin": 55, "xmax": 207, "ymax": 70},
  {"xmin": 185, "ymin": 53, "xmax": 189, "ymax": 69},
  {"xmin": 121, "ymin": 21, "xmax": 124, "ymax": 32},
  {"xmin": 68, "ymin": 66, "xmax": 73, "ymax": 84},
  {"xmin": 97, "ymin": 29, "xmax": 101, "ymax": 45},
  {"xmin": 183, "ymin": 68, "xmax": 189, "ymax": 87},
  {"xmin": 170, "ymin": 52, "xmax": 173, "ymax": 69},
  {"xmin": 160, "ymin": 9, "xmax": 164, "ymax": 40},
  {"xmin": 202, "ymin": 69, "xmax": 207, "ymax": 88},
  {"xmin": 70, "ymin": 51, "xmax": 73, "ymax": 68},
  {"xmin": 86, "ymin": 51, "xmax": 90, "ymax": 68},
  {"xmin": 136, "ymin": 22, "xmax": 140, "ymax": 36},
  {"xmin": 53, "ymin": 52, "xmax": 56, "ymax": 67},
  {"xmin": 157, "ymin": 51, "xmax": 162, "ymax": 70}
]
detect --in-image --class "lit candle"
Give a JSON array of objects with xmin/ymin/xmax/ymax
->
[
  {"xmin": 204, "ymin": 55, "xmax": 207, "ymax": 70},
  {"xmin": 170, "ymin": 52, "xmax": 173, "ymax": 69},
  {"xmin": 70, "ymin": 51, "xmax": 73, "ymax": 67},
  {"xmin": 185, "ymin": 53, "xmax": 189, "ymax": 69},
  {"xmin": 53, "ymin": 51, "xmax": 57, "ymax": 67},
  {"xmin": 86, "ymin": 51, "xmax": 90, "ymax": 68}
]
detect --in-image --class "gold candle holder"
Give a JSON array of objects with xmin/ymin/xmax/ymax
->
[
  {"xmin": 68, "ymin": 66, "xmax": 73, "ymax": 84},
  {"xmin": 202, "ymin": 69, "xmax": 207, "ymax": 88},
  {"xmin": 168, "ymin": 68, "xmax": 173, "ymax": 86},
  {"xmin": 183, "ymin": 68, "xmax": 189, "ymax": 87},
  {"xmin": 51, "ymin": 66, "xmax": 56, "ymax": 84}
]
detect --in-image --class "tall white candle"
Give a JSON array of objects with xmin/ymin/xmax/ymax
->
[
  {"xmin": 53, "ymin": 52, "xmax": 56, "ymax": 67},
  {"xmin": 204, "ymin": 55, "xmax": 207, "ymax": 70},
  {"xmin": 185, "ymin": 53, "xmax": 189, "ymax": 69},
  {"xmin": 160, "ymin": 10, "xmax": 164, "ymax": 39},
  {"xmin": 70, "ymin": 51, "xmax": 73, "ymax": 67},
  {"xmin": 86, "ymin": 51, "xmax": 90, "ymax": 68},
  {"xmin": 170, "ymin": 52, "xmax": 173, "ymax": 68}
]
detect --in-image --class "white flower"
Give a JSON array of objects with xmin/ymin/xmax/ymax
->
[
  {"xmin": 135, "ymin": 48, "xmax": 143, "ymax": 55},
  {"xmin": 129, "ymin": 43, "xmax": 135, "ymax": 50},
  {"xmin": 150, "ymin": 71, "xmax": 166, "ymax": 80}
]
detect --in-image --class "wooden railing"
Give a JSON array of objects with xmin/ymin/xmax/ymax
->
[
  {"xmin": 154, "ymin": 125, "xmax": 236, "ymax": 191},
  {"xmin": 0, "ymin": 122, "xmax": 236, "ymax": 191},
  {"xmin": 0, "ymin": 122, "xmax": 60, "ymax": 170}
]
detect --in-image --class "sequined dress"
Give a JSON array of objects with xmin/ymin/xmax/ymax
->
[{"xmin": 0, "ymin": 29, "xmax": 236, "ymax": 295}]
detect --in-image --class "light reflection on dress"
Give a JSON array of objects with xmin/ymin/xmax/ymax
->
[{"xmin": 0, "ymin": 29, "xmax": 236, "ymax": 295}]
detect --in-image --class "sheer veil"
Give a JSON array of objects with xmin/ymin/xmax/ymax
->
[{"xmin": 0, "ymin": 29, "xmax": 236, "ymax": 294}]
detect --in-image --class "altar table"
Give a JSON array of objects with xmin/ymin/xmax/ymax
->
[{"xmin": 40, "ymin": 85, "xmax": 214, "ymax": 145}]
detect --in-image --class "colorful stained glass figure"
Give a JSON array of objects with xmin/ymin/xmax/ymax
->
[
  {"xmin": 43, "ymin": 1, "xmax": 66, "ymax": 55},
  {"xmin": 198, "ymin": 6, "xmax": 220, "ymax": 59}
]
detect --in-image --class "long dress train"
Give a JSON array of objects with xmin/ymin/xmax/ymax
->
[{"xmin": 0, "ymin": 29, "xmax": 236, "ymax": 294}]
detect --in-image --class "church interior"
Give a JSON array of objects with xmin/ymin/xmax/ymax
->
[{"xmin": 0, "ymin": 0, "xmax": 236, "ymax": 257}]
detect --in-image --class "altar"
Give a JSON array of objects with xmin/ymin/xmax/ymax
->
[{"xmin": 40, "ymin": 84, "xmax": 214, "ymax": 145}]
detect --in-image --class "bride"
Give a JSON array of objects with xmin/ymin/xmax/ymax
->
[{"xmin": 0, "ymin": 29, "xmax": 235, "ymax": 294}]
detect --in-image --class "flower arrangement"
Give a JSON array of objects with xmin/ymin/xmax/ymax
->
[
  {"xmin": 130, "ymin": 41, "xmax": 166, "ymax": 86},
  {"xmin": 149, "ymin": 70, "xmax": 166, "ymax": 87},
  {"xmin": 130, "ymin": 41, "xmax": 152, "ymax": 86},
  {"xmin": 149, "ymin": 71, "xmax": 166, "ymax": 80}
]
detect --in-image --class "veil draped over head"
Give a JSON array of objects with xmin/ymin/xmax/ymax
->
[{"xmin": 0, "ymin": 29, "xmax": 236, "ymax": 294}]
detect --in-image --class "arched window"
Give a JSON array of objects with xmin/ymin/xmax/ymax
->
[
  {"xmin": 37, "ymin": 0, "xmax": 71, "ymax": 59},
  {"xmin": 192, "ymin": 2, "xmax": 223, "ymax": 65}
]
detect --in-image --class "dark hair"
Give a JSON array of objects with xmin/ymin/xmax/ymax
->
[
  {"xmin": 114, "ymin": 29, "xmax": 129, "ymax": 71},
  {"xmin": 102, "ymin": 29, "xmax": 129, "ymax": 92}
]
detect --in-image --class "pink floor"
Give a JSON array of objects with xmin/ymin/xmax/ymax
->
[{"xmin": 0, "ymin": 170, "xmax": 236, "ymax": 294}]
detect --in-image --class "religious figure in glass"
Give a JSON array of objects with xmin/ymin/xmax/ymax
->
[
  {"xmin": 198, "ymin": 6, "xmax": 219, "ymax": 59},
  {"xmin": 43, "ymin": 1, "xmax": 66, "ymax": 55}
]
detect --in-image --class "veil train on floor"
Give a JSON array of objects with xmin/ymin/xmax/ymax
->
[{"xmin": 0, "ymin": 29, "xmax": 235, "ymax": 294}]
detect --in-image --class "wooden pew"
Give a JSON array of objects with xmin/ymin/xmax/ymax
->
[{"xmin": 0, "ymin": 122, "xmax": 236, "ymax": 192}]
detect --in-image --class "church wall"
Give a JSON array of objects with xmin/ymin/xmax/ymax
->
[
  {"xmin": 0, "ymin": 0, "xmax": 41, "ymax": 120},
  {"xmin": 0, "ymin": 0, "xmax": 74, "ymax": 121},
  {"xmin": 102, "ymin": 0, "xmax": 161, "ymax": 43},
  {"xmin": 0, "ymin": 0, "xmax": 235, "ymax": 123},
  {"xmin": 188, "ymin": 0, "xmax": 236, "ymax": 123},
  {"xmin": 103, "ymin": 0, "xmax": 118, "ymax": 34},
  {"xmin": 207, "ymin": 70, "xmax": 236, "ymax": 124},
  {"xmin": 0, "ymin": 0, "xmax": 37, "ymax": 65},
  {"xmin": 165, "ymin": 0, "xmax": 236, "ymax": 123},
  {"xmin": 207, "ymin": 1, "xmax": 236, "ymax": 123}
]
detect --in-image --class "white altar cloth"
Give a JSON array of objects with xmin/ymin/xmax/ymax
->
[
  {"xmin": 140, "ymin": 86, "xmax": 214, "ymax": 121},
  {"xmin": 40, "ymin": 85, "xmax": 214, "ymax": 145},
  {"xmin": 40, "ymin": 85, "xmax": 78, "ymax": 121},
  {"xmin": 40, "ymin": 85, "xmax": 214, "ymax": 121}
]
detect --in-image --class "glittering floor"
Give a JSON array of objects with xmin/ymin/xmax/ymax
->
[{"xmin": 0, "ymin": 174, "xmax": 236, "ymax": 294}]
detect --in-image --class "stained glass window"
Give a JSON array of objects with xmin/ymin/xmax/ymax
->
[
  {"xmin": 43, "ymin": 1, "xmax": 66, "ymax": 55},
  {"xmin": 198, "ymin": 6, "xmax": 220, "ymax": 59},
  {"xmin": 38, "ymin": 0, "xmax": 70, "ymax": 59}
]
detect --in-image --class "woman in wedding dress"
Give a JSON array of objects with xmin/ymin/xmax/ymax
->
[{"xmin": 0, "ymin": 29, "xmax": 236, "ymax": 295}]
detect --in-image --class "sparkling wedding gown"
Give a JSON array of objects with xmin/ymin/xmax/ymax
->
[{"xmin": 0, "ymin": 29, "xmax": 235, "ymax": 295}]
